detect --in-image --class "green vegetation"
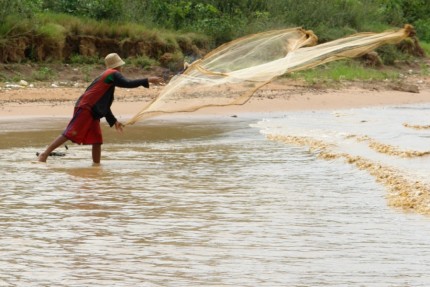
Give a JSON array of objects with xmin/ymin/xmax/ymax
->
[
  {"xmin": 421, "ymin": 42, "xmax": 430, "ymax": 55},
  {"xmin": 69, "ymin": 55, "xmax": 101, "ymax": 65},
  {"xmin": 1, "ymin": 0, "xmax": 429, "ymax": 43},
  {"xmin": 0, "ymin": 0, "xmax": 428, "ymax": 83},
  {"xmin": 128, "ymin": 55, "xmax": 159, "ymax": 70},
  {"xmin": 419, "ymin": 62, "xmax": 430, "ymax": 77},
  {"xmin": 31, "ymin": 66, "xmax": 56, "ymax": 81},
  {"xmin": 6, "ymin": 0, "xmax": 427, "ymax": 41},
  {"xmin": 287, "ymin": 60, "xmax": 401, "ymax": 86}
]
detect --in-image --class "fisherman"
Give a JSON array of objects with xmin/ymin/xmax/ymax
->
[{"xmin": 37, "ymin": 53, "xmax": 162, "ymax": 163}]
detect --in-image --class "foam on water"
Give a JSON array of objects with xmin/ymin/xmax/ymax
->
[{"xmin": 254, "ymin": 103, "xmax": 430, "ymax": 215}]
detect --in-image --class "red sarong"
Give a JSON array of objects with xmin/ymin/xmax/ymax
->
[{"xmin": 63, "ymin": 108, "xmax": 103, "ymax": 145}]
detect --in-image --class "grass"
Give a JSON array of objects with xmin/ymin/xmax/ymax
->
[
  {"xmin": 31, "ymin": 66, "xmax": 56, "ymax": 81},
  {"xmin": 127, "ymin": 55, "xmax": 159, "ymax": 69},
  {"xmin": 419, "ymin": 61, "xmax": 430, "ymax": 77},
  {"xmin": 286, "ymin": 59, "xmax": 400, "ymax": 86},
  {"xmin": 68, "ymin": 54, "xmax": 102, "ymax": 65},
  {"xmin": 421, "ymin": 41, "xmax": 430, "ymax": 56},
  {"xmin": 37, "ymin": 23, "xmax": 66, "ymax": 42}
]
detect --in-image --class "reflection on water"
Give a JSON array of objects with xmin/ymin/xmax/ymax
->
[{"xmin": 1, "ymin": 113, "xmax": 430, "ymax": 286}]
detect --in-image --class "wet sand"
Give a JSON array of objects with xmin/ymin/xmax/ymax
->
[{"xmin": 1, "ymin": 78, "xmax": 430, "ymax": 120}]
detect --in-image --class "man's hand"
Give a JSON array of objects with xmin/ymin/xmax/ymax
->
[
  {"xmin": 114, "ymin": 121, "xmax": 124, "ymax": 133},
  {"xmin": 148, "ymin": 76, "xmax": 164, "ymax": 85}
]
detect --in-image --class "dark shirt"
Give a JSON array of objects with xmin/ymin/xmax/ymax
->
[{"xmin": 75, "ymin": 69, "xmax": 149, "ymax": 126}]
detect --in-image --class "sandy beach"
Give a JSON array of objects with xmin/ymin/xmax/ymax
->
[{"xmin": 1, "ymin": 76, "xmax": 430, "ymax": 120}]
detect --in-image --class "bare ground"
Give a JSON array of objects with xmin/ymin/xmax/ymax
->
[{"xmin": 0, "ymin": 61, "xmax": 429, "ymax": 119}]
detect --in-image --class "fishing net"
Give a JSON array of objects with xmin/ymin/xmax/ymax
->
[{"xmin": 126, "ymin": 25, "xmax": 414, "ymax": 125}]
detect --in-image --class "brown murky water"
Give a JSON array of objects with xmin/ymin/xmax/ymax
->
[{"xmin": 1, "ymin": 112, "xmax": 430, "ymax": 286}]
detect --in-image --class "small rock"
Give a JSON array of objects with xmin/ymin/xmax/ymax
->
[
  {"xmin": 19, "ymin": 80, "xmax": 29, "ymax": 86},
  {"xmin": 5, "ymin": 84, "xmax": 22, "ymax": 89},
  {"xmin": 391, "ymin": 83, "xmax": 419, "ymax": 93}
]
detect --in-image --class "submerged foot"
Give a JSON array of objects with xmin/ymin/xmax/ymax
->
[{"xmin": 37, "ymin": 152, "xmax": 48, "ymax": 162}]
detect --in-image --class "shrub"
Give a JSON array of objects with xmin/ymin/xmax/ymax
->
[
  {"xmin": 68, "ymin": 54, "xmax": 101, "ymax": 65},
  {"xmin": 377, "ymin": 44, "xmax": 412, "ymax": 65},
  {"xmin": 421, "ymin": 42, "xmax": 430, "ymax": 56},
  {"xmin": 31, "ymin": 66, "xmax": 55, "ymax": 81},
  {"xmin": 414, "ymin": 19, "xmax": 430, "ymax": 42},
  {"xmin": 37, "ymin": 23, "xmax": 66, "ymax": 42},
  {"xmin": 128, "ymin": 55, "xmax": 159, "ymax": 69}
]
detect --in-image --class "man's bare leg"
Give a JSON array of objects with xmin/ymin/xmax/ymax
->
[
  {"xmin": 92, "ymin": 143, "xmax": 101, "ymax": 164},
  {"xmin": 38, "ymin": 135, "xmax": 68, "ymax": 162}
]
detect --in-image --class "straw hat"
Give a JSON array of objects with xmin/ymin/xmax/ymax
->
[{"xmin": 105, "ymin": 53, "xmax": 125, "ymax": 69}]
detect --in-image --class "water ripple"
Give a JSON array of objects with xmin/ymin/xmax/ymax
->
[{"xmin": 1, "ymin": 117, "xmax": 430, "ymax": 286}]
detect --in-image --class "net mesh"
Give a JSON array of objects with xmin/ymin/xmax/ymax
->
[{"xmin": 126, "ymin": 25, "xmax": 414, "ymax": 125}]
